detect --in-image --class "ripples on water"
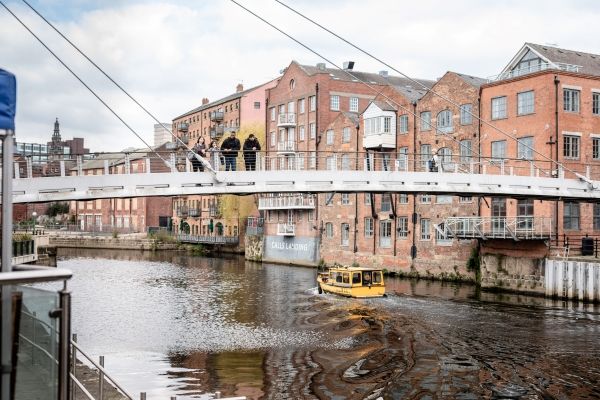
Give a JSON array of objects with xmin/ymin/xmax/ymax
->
[{"xmin": 38, "ymin": 248, "xmax": 600, "ymax": 399}]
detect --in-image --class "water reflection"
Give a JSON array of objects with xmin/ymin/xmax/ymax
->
[{"xmin": 46, "ymin": 248, "xmax": 600, "ymax": 399}]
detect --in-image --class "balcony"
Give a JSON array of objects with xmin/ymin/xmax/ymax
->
[
  {"xmin": 176, "ymin": 207, "xmax": 189, "ymax": 218},
  {"xmin": 210, "ymin": 125, "xmax": 225, "ymax": 138},
  {"xmin": 277, "ymin": 113, "xmax": 296, "ymax": 127},
  {"xmin": 210, "ymin": 111, "xmax": 224, "ymax": 122},
  {"xmin": 363, "ymin": 131, "xmax": 395, "ymax": 149},
  {"xmin": 488, "ymin": 62, "xmax": 582, "ymax": 82},
  {"xmin": 177, "ymin": 122, "xmax": 189, "ymax": 132},
  {"xmin": 277, "ymin": 223, "xmax": 295, "ymax": 236},
  {"xmin": 276, "ymin": 141, "xmax": 295, "ymax": 153},
  {"xmin": 180, "ymin": 134, "xmax": 189, "ymax": 145},
  {"xmin": 188, "ymin": 208, "xmax": 200, "ymax": 217},
  {"xmin": 258, "ymin": 194, "xmax": 315, "ymax": 210},
  {"xmin": 209, "ymin": 205, "xmax": 221, "ymax": 218}
]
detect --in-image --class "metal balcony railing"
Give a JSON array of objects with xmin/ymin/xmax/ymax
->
[
  {"xmin": 210, "ymin": 111, "xmax": 224, "ymax": 122},
  {"xmin": 188, "ymin": 208, "xmax": 200, "ymax": 217},
  {"xmin": 441, "ymin": 216, "xmax": 553, "ymax": 240},
  {"xmin": 488, "ymin": 62, "xmax": 582, "ymax": 82},
  {"xmin": 176, "ymin": 207, "xmax": 188, "ymax": 218},
  {"xmin": 209, "ymin": 205, "xmax": 221, "ymax": 217},
  {"xmin": 210, "ymin": 125, "xmax": 225, "ymax": 138},
  {"xmin": 276, "ymin": 141, "xmax": 295, "ymax": 152},
  {"xmin": 177, "ymin": 122, "xmax": 189, "ymax": 132},
  {"xmin": 258, "ymin": 195, "xmax": 315, "ymax": 210},
  {"xmin": 277, "ymin": 113, "xmax": 296, "ymax": 126},
  {"xmin": 277, "ymin": 223, "xmax": 295, "ymax": 236}
]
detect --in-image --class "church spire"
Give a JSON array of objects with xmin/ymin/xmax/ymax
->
[{"xmin": 52, "ymin": 118, "xmax": 61, "ymax": 142}]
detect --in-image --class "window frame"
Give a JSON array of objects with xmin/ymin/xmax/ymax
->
[
  {"xmin": 420, "ymin": 218, "xmax": 431, "ymax": 240},
  {"xmin": 563, "ymin": 88, "xmax": 580, "ymax": 113},
  {"xmin": 398, "ymin": 114, "xmax": 409, "ymax": 133},
  {"xmin": 420, "ymin": 111, "xmax": 431, "ymax": 131},
  {"xmin": 517, "ymin": 90, "xmax": 535, "ymax": 115},
  {"xmin": 517, "ymin": 136, "xmax": 534, "ymax": 160},
  {"xmin": 491, "ymin": 96, "xmax": 508, "ymax": 120},
  {"xmin": 460, "ymin": 103, "xmax": 473, "ymax": 125},
  {"xmin": 397, "ymin": 216, "xmax": 408, "ymax": 239},
  {"xmin": 349, "ymin": 97, "xmax": 359, "ymax": 112},
  {"xmin": 364, "ymin": 217, "xmax": 374, "ymax": 237},
  {"xmin": 330, "ymin": 95, "xmax": 340, "ymax": 111},
  {"xmin": 563, "ymin": 135, "xmax": 580, "ymax": 160}
]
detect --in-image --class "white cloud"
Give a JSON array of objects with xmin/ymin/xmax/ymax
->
[{"xmin": 1, "ymin": 0, "xmax": 599, "ymax": 151}]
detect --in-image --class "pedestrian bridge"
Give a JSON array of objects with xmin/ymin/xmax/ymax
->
[{"xmin": 5, "ymin": 151, "xmax": 600, "ymax": 203}]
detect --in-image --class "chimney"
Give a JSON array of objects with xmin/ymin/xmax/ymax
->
[
  {"xmin": 236, "ymin": 83, "xmax": 244, "ymax": 93},
  {"xmin": 316, "ymin": 62, "xmax": 326, "ymax": 71},
  {"xmin": 379, "ymin": 70, "xmax": 388, "ymax": 77},
  {"xmin": 202, "ymin": 98, "xmax": 209, "ymax": 105},
  {"xmin": 343, "ymin": 61, "xmax": 355, "ymax": 70}
]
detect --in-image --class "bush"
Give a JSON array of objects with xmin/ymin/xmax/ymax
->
[
  {"xmin": 148, "ymin": 230, "xmax": 175, "ymax": 243},
  {"xmin": 47, "ymin": 202, "xmax": 70, "ymax": 217},
  {"xmin": 13, "ymin": 233, "xmax": 32, "ymax": 242}
]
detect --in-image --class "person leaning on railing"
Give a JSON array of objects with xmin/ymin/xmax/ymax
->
[{"xmin": 221, "ymin": 131, "xmax": 241, "ymax": 171}]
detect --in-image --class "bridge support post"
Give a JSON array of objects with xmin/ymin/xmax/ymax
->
[
  {"xmin": 26, "ymin": 156, "xmax": 32, "ymax": 178},
  {"xmin": 77, "ymin": 155, "xmax": 83, "ymax": 176},
  {"xmin": 104, "ymin": 160, "xmax": 109, "ymax": 175},
  {"xmin": 13, "ymin": 160, "xmax": 20, "ymax": 179},
  {"xmin": 125, "ymin": 153, "xmax": 131, "ymax": 174},
  {"xmin": 145, "ymin": 157, "xmax": 151, "ymax": 174},
  {"xmin": 60, "ymin": 160, "xmax": 66, "ymax": 177}
]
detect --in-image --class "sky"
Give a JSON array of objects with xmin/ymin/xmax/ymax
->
[{"xmin": 1, "ymin": 0, "xmax": 599, "ymax": 152}]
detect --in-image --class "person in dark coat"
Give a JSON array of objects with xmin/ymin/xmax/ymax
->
[
  {"xmin": 243, "ymin": 134, "xmax": 261, "ymax": 171},
  {"xmin": 221, "ymin": 131, "xmax": 241, "ymax": 171},
  {"xmin": 191, "ymin": 137, "xmax": 206, "ymax": 172}
]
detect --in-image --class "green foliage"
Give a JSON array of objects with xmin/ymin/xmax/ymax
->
[
  {"xmin": 112, "ymin": 230, "xmax": 119, "ymax": 239},
  {"xmin": 148, "ymin": 230, "xmax": 175, "ymax": 243},
  {"xmin": 12, "ymin": 233, "xmax": 32, "ymax": 242},
  {"xmin": 467, "ymin": 246, "xmax": 481, "ymax": 283},
  {"xmin": 46, "ymin": 202, "xmax": 70, "ymax": 217}
]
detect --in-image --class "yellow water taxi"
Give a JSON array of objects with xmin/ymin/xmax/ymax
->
[{"xmin": 317, "ymin": 266, "xmax": 385, "ymax": 298}]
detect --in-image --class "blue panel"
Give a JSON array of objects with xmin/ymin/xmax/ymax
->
[{"xmin": 0, "ymin": 68, "xmax": 17, "ymax": 130}]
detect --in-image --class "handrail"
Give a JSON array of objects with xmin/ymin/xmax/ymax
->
[
  {"xmin": 71, "ymin": 340, "xmax": 135, "ymax": 400},
  {"xmin": 70, "ymin": 373, "xmax": 95, "ymax": 400},
  {"xmin": 0, "ymin": 267, "xmax": 72, "ymax": 285}
]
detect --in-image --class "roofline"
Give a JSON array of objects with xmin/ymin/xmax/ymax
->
[
  {"xmin": 481, "ymin": 68, "xmax": 600, "ymax": 89},
  {"xmin": 497, "ymin": 43, "xmax": 554, "ymax": 78}
]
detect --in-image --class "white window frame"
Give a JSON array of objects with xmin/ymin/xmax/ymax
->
[
  {"xmin": 309, "ymin": 95, "xmax": 316, "ymax": 111},
  {"xmin": 341, "ymin": 193, "xmax": 350, "ymax": 205},
  {"xmin": 436, "ymin": 110, "xmax": 453, "ymax": 133},
  {"xmin": 349, "ymin": 96, "xmax": 359, "ymax": 112},
  {"xmin": 330, "ymin": 95, "xmax": 340, "ymax": 111},
  {"xmin": 364, "ymin": 217, "xmax": 373, "ymax": 237},
  {"xmin": 397, "ymin": 216, "xmax": 408, "ymax": 239},
  {"xmin": 341, "ymin": 223, "xmax": 350, "ymax": 246},
  {"xmin": 325, "ymin": 222, "xmax": 334, "ymax": 238},
  {"xmin": 460, "ymin": 104, "xmax": 472, "ymax": 125},
  {"xmin": 299, "ymin": 125, "xmax": 305, "ymax": 141},
  {"xmin": 326, "ymin": 129, "xmax": 334, "ymax": 145},
  {"xmin": 399, "ymin": 114, "xmax": 409, "ymax": 133},
  {"xmin": 299, "ymin": 98, "xmax": 305, "ymax": 114},
  {"xmin": 342, "ymin": 127, "xmax": 351, "ymax": 143},
  {"xmin": 491, "ymin": 96, "xmax": 507, "ymax": 120},
  {"xmin": 563, "ymin": 88, "xmax": 580, "ymax": 113},
  {"xmin": 517, "ymin": 136, "xmax": 534, "ymax": 160},
  {"xmin": 563, "ymin": 135, "xmax": 580, "ymax": 159},
  {"xmin": 420, "ymin": 111, "xmax": 431, "ymax": 131},
  {"xmin": 379, "ymin": 220, "xmax": 392, "ymax": 248},
  {"xmin": 517, "ymin": 91, "xmax": 535, "ymax": 115},
  {"xmin": 420, "ymin": 218, "xmax": 431, "ymax": 240},
  {"xmin": 309, "ymin": 123, "xmax": 316, "ymax": 139}
]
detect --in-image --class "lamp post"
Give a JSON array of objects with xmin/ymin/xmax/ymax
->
[{"xmin": 31, "ymin": 211, "xmax": 38, "ymax": 233}]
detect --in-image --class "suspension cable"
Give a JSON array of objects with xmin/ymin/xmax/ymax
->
[
  {"xmin": 0, "ymin": 1, "xmax": 174, "ymax": 168},
  {"xmin": 274, "ymin": 0, "xmax": 580, "ymax": 177},
  {"xmin": 17, "ymin": 0, "xmax": 215, "ymax": 173},
  {"xmin": 229, "ymin": 0, "xmax": 489, "ymax": 163}
]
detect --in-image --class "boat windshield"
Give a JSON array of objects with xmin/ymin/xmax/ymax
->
[
  {"xmin": 352, "ymin": 272, "xmax": 361, "ymax": 284},
  {"xmin": 362, "ymin": 271, "xmax": 372, "ymax": 285},
  {"xmin": 372, "ymin": 271, "xmax": 382, "ymax": 284}
]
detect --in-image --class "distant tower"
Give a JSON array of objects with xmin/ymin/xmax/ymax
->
[
  {"xmin": 49, "ymin": 118, "xmax": 63, "ymax": 158},
  {"xmin": 52, "ymin": 118, "xmax": 61, "ymax": 142}
]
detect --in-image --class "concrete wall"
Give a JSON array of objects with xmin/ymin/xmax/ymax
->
[
  {"xmin": 244, "ymin": 235, "xmax": 263, "ymax": 261},
  {"xmin": 545, "ymin": 259, "xmax": 600, "ymax": 301},
  {"xmin": 263, "ymin": 235, "xmax": 319, "ymax": 266},
  {"xmin": 50, "ymin": 236, "xmax": 178, "ymax": 251}
]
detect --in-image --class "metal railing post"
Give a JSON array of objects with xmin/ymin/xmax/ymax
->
[
  {"xmin": 71, "ymin": 333, "xmax": 77, "ymax": 399},
  {"xmin": 99, "ymin": 356, "xmax": 105, "ymax": 400},
  {"xmin": 104, "ymin": 159, "xmax": 110, "ymax": 175},
  {"xmin": 58, "ymin": 287, "xmax": 72, "ymax": 400},
  {"xmin": 32, "ymin": 311, "xmax": 37, "ymax": 365},
  {"xmin": 145, "ymin": 157, "xmax": 151, "ymax": 173},
  {"xmin": 60, "ymin": 160, "xmax": 66, "ymax": 177},
  {"xmin": 77, "ymin": 155, "xmax": 83, "ymax": 176},
  {"xmin": 140, "ymin": 392, "xmax": 146, "ymax": 400}
]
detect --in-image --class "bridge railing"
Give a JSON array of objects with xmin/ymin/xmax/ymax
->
[
  {"xmin": 443, "ymin": 216, "xmax": 554, "ymax": 240},
  {"xmin": 9, "ymin": 149, "xmax": 600, "ymax": 183}
]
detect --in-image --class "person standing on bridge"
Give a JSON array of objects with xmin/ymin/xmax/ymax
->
[
  {"xmin": 221, "ymin": 131, "xmax": 241, "ymax": 171},
  {"xmin": 191, "ymin": 136, "xmax": 206, "ymax": 172},
  {"xmin": 207, "ymin": 140, "xmax": 220, "ymax": 171},
  {"xmin": 243, "ymin": 133, "xmax": 261, "ymax": 171}
]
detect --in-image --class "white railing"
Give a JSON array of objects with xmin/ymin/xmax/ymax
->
[
  {"xmin": 258, "ymin": 194, "xmax": 315, "ymax": 210},
  {"xmin": 277, "ymin": 223, "xmax": 295, "ymax": 236},
  {"xmin": 276, "ymin": 141, "xmax": 296, "ymax": 152},
  {"xmin": 176, "ymin": 234, "xmax": 238, "ymax": 245},
  {"xmin": 442, "ymin": 216, "xmax": 553, "ymax": 240},
  {"xmin": 488, "ymin": 62, "xmax": 582, "ymax": 82},
  {"xmin": 277, "ymin": 113, "xmax": 296, "ymax": 126}
]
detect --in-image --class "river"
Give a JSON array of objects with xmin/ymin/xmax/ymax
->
[{"xmin": 40, "ymin": 248, "xmax": 600, "ymax": 399}]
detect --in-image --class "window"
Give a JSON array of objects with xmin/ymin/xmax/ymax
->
[
  {"xmin": 364, "ymin": 193, "xmax": 371, "ymax": 205},
  {"xmin": 341, "ymin": 223, "xmax": 350, "ymax": 246},
  {"xmin": 420, "ymin": 194, "xmax": 431, "ymax": 203},
  {"xmin": 593, "ymin": 92, "xmax": 600, "ymax": 115},
  {"xmin": 364, "ymin": 217, "xmax": 374, "ymax": 237},
  {"xmin": 288, "ymin": 101, "xmax": 295, "ymax": 113},
  {"xmin": 491, "ymin": 96, "xmax": 507, "ymax": 119},
  {"xmin": 397, "ymin": 217, "xmax": 408, "ymax": 238},
  {"xmin": 330, "ymin": 95, "xmax": 340, "ymax": 111},
  {"xmin": 420, "ymin": 111, "xmax": 431, "ymax": 131},
  {"xmin": 341, "ymin": 193, "xmax": 350, "ymax": 205},
  {"xmin": 326, "ymin": 129, "xmax": 334, "ymax": 145},
  {"xmin": 398, "ymin": 194, "xmax": 408, "ymax": 204},
  {"xmin": 349, "ymin": 97, "xmax": 358, "ymax": 112},
  {"xmin": 517, "ymin": 136, "xmax": 534, "ymax": 160},
  {"xmin": 436, "ymin": 110, "xmax": 453, "ymax": 133},
  {"xmin": 381, "ymin": 194, "xmax": 392, "ymax": 212},
  {"xmin": 594, "ymin": 138, "xmax": 600, "ymax": 160},
  {"xmin": 563, "ymin": 135, "xmax": 580, "ymax": 159},
  {"xmin": 491, "ymin": 140, "xmax": 506, "ymax": 160},
  {"xmin": 459, "ymin": 196, "xmax": 472, "ymax": 203},
  {"xmin": 517, "ymin": 91, "xmax": 534, "ymax": 115},
  {"xmin": 563, "ymin": 89, "xmax": 580, "ymax": 112},
  {"xmin": 563, "ymin": 202, "xmax": 580, "ymax": 230},
  {"xmin": 436, "ymin": 195, "xmax": 452, "ymax": 204},
  {"xmin": 460, "ymin": 140, "xmax": 472, "ymax": 163},
  {"xmin": 379, "ymin": 220, "xmax": 392, "ymax": 248},
  {"xmin": 399, "ymin": 114, "xmax": 409, "ymax": 133},
  {"xmin": 439, "ymin": 147, "xmax": 452, "ymax": 164},
  {"xmin": 341, "ymin": 154, "xmax": 351, "ymax": 170},
  {"xmin": 435, "ymin": 223, "xmax": 451, "ymax": 245},
  {"xmin": 517, "ymin": 199, "xmax": 534, "ymax": 230},
  {"xmin": 420, "ymin": 218, "xmax": 431, "ymax": 240},
  {"xmin": 278, "ymin": 104, "xmax": 285, "ymax": 114},
  {"xmin": 299, "ymin": 125, "xmax": 305, "ymax": 141},
  {"xmin": 289, "ymin": 79, "xmax": 295, "ymax": 90},
  {"xmin": 309, "ymin": 96, "xmax": 316, "ymax": 111},
  {"xmin": 383, "ymin": 116, "xmax": 392, "ymax": 133},
  {"xmin": 254, "ymin": 101, "xmax": 261, "ymax": 109},
  {"xmin": 420, "ymin": 144, "xmax": 431, "ymax": 170},
  {"xmin": 342, "ymin": 127, "xmax": 351, "ymax": 143},
  {"xmin": 299, "ymin": 98, "xmax": 305, "ymax": 114},
  {"xmin": 594, "ymin": 204, "xmax": 600, "ymax": 230},
  {"xmin": 325, "ymin": 222, "xmax": 334, "ymax": 238},
  {"xmin": 326, "ymin": 156, "xmax": 335, "ymax": 170},
  {"xmin": 309, "ymin": 123, "xmax": 316, "ymax": 139},
  {"xmin": 460, "ymin": 104, "xmax": 472, "ymax": 125}
]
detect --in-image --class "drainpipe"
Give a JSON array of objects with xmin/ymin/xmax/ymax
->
[
  {"xmin": 355, "ymin": 123, "xmax": 360, "ymax": 170},
  {"xmin": 412, "ymin": 101, "xmax": 417, "ymax": 171},
  {"xmin": 411, "ymin": 195, "xmax": 417, "ymax": 260},
  {"xmin": 477, "ymin": 90, "xmax": 482, "ymax": 218},
  {"xmin": 554, "ymin": 75, "xmax": 560, "ymax": 243},
  {"xmin": 353, "ymin": 193, "xmax": 358, "ymax": 253},
  {"xmin": 392, "ymin": 194, "xmax": 397, "ymax": 257}
]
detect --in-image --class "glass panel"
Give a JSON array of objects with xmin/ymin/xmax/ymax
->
[{"xmin": 14, "ymin": 286, "xmax": 60, "ymax": 400}]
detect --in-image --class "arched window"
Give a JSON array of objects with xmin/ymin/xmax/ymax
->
[
  {"xmin": 436, "ymin": 110, "xmax": 453, "ymax": 133},
  {"xmin": 289, "ymin": 79, "xmax": 295, "ymax": 90}
]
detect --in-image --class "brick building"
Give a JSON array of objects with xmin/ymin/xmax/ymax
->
[
  {"xmin": 171, "ymin": 80, "xmax": 277, "ymax": 240},
  {"xmin": 69, "ymin": 145, "xmax": 172, "ymax": 232},
  {"xmin": 480, "ymin": 43, "xmax": 600, "ymax": 251}
]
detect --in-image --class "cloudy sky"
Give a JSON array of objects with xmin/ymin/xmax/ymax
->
[{"xmin": 1, "ymin": 0, "xmax": 599, "ymax": 151}]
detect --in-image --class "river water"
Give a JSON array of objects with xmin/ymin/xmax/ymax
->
[{"xmin": 42, "ymin": 248, "xmax": 600, "ymax": 399}]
